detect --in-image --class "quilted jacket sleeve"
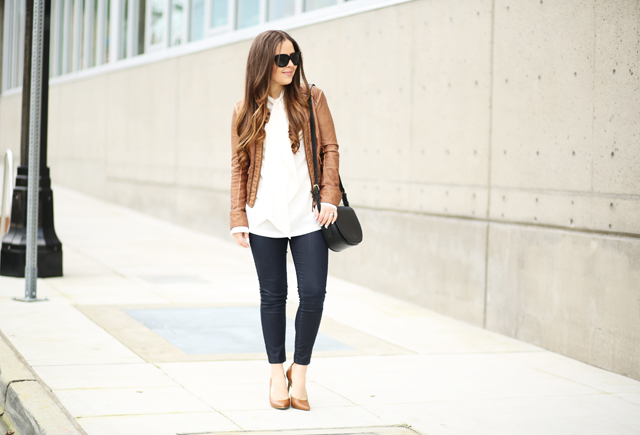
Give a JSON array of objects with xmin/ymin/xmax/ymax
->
[
  {"xmin": 230, "ymin": 104, "xmax": 249, "ymax": 229},
  {"xmin": 314, "ymin": 88, "xmax": 341, "ymax": 207}
]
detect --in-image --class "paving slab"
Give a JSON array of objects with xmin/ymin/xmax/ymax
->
[
  {"xmin": 365, "ymin": 394, "xmax": 640, "ymax": 435},
  {"xmin": 33, "ymin": 363, "xmax": 180, "ymax": 390},
  {"xmin": 55, "ymin": 386, "xmax": 214, "ymax": 417},
  {"xmin": 198, "ymin": 428, "xmax": 419, "ymax": 435},
  {"xmin": 0, "ymin": 185, "xmax": 638, "ymax": 435},
  {"xmin": 221, "ymin": 405, "xmax": 390, "ymax": 431},
  {"xmin": 188, "ymin": 381, "xmax": 355, "ymax": 411},
  {"xmin": 77, "ymin": 412, "xmax": 240, "ymax": 435},
  {"xmin": 0, "ymin": 330, "xmax": 85, "ymax": 435}
]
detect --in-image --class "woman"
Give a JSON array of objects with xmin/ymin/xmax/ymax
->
[{"xmin": 229, "ymin": 30, "xmax": 341, "ymax": 411}]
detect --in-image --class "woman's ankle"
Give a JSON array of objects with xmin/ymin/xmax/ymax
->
[
  {"xmin": 291, "ymin": 363, "xmax": 308, "ymax": 382},
  {"xmin": 270, "ymin": 363, "xmax": 285, "ymax": 378}
]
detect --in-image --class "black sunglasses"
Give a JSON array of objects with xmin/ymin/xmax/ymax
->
[{"xmin": 274, "ymin": 52, "xmax": 301, "ymax": 68}]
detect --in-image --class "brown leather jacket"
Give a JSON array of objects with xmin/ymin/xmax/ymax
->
[{"xmin": 230, "ymin": 85, "xmax": 341, "ymax": 230}]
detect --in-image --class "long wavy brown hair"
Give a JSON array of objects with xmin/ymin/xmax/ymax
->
[{"xmin": 235, "ymin": 30, "xmax": 310, "ymax": 169}]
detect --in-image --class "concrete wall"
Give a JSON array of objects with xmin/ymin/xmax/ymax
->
[{"xmin": 1, "ymin": 0, "xmax": 639, "ymax": 379}]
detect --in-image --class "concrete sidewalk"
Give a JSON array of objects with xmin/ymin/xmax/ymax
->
[{"xmin": 0, "ymin": 186, "xmax": 639, "ymax": 435}]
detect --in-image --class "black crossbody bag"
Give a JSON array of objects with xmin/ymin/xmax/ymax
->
[{"xmin": 308, "ymin": 85, "xmax": 363, "ymax": 252}]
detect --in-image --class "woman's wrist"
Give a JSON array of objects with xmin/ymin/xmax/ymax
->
[{"xmin": 230, "ymin": 226, "xmax": 249, "ymax": 235}]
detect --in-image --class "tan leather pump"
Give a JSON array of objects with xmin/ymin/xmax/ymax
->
[
  {"xmin": 269, "ymin": 377, "xmax": 291, "ymax": 410},
  {"xmin": 286, "ymin": 363, "xmax": 310, "ymax": 411}
]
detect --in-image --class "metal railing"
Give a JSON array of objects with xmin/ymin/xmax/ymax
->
[{"xmin": 1, "ymin": 149, "xmax": 14, "ymax": 237}]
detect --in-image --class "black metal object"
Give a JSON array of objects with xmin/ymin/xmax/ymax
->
[{"xmin": 1, "ymin": 0, "xmax": 62, "ymax": 278}]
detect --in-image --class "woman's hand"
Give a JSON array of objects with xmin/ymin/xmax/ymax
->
[
  {"xmin": 315, "ymin": 206, "xmax": 338, "ymax": 228},
  {"xmin": 233, "ymin": 232, "xmax": 250, "ymax": 248}
]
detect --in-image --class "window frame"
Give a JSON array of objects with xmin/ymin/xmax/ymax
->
[
  {"xmin": 15, "ymin": 0, "xmax": 26, "ymax": 89},
  {"xmin": 204, "ymin": 0, "xmax": 234, "ymax": 36},
  {"xmin": 61, "ymin": 0, "xmax": 73, "ymax": 73},
  {"xmin": 145, "ymin": 0, "xmax": 170, "ymax": 52},
  {"xmin": 120, "ymin": 0, "xmax": 141, "ymax": 58},
  {"xmin": 82, "ymin": 0, "xmax": 96, "ymax": 68},
  {"xmin": 1, "ymin": 0, "xmax": 15, "ymax": 90},
  {"xmin": 72, "ymin": 0, "xmax": 85, "ymax": 71},
  {"xmin": 51, "ymin": 0, "xmax": 63, "ymax": 76},
  {"xmin": 168, "ymin": 0, "xmax": 189, "ymax": 47},
  {"xmin": 95, "ymin": 0, "xmax": 109, "ymax": 65}
]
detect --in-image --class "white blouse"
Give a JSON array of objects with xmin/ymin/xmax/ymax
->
[{"xmin": 230, "ymin": 90, "xmax": 335, "ymax": 239}]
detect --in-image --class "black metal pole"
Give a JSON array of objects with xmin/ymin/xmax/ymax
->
[
  {"xmin": 20, "ymin": 0, "xmax": 33, "ymax": 167},
  {"xmin": 1, "ymin": 0, "xmax": 62, "ymax": 279},
  {"xmin": 40, "ymin": 0, "xmax": 50, "ymax": 168}
]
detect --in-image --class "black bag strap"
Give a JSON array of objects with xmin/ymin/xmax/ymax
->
[{"xmin": 307, "ymin": 84, "xmax": 349, "ymax": 213}]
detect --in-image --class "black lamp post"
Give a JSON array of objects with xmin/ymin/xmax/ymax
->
[{"xmin": 1, "ymin": 0, "xmax": 62, "ymax": 278}]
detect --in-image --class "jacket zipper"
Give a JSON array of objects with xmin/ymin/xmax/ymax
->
[{"xmin": 306, "ymin": 101, "xmax": 320, "ymax": 209}]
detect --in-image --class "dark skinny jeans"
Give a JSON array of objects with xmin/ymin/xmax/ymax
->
[{"xmin": 249, "ymin": 230, "xmax": 328, "ymax": 365}]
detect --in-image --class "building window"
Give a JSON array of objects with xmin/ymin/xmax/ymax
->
[
  {"xmin": 72, "ymin": 0, "xmax": 84, "ymax": 71},
  {"xmin": 210, "ymin": 0, "xmax": 228, "ymax": 29},
  {"xmin": 169, "ymin": 0, "xmax": 185, "ymax": 46},
  {"xmin": 268, "ymin": 0, "xmax": 294, "ymax": 21},
  {"xmin": 53, "ymin": 0, "xmax": 64, "ymax": 75},
  {"xmin": 137, "ymin": 0, "xmax": 146, "ymax": 54},
  {"xmin": 304, "ymin": 0, "xmax": 337, "ymax": 12},
  {"xmin": 122, "ymin": 0, "xmax": 130, "ymax": 57},
  {"xmin": 189, "ymin": 0, "xmax": 205, "ymax": 41},
  {"xmin": 2, "ymin": 0, "xmax": 27, "ymax": 91},
  {"xmin": 120, "ymin": 0, "xmax": 142, "ymax": 58},
  {"xmin": 63, "ymin": 0, "xmax": 73, "ymax": 73},
  {"xmin": 104, "ymin": 0, "xmax": 111, "ymax": 61},
  {"xmin": 149, "ymin": 0, "xmax": 165, "ymax": 46},
  {"xmin": 236, "ymin": 0, "xmax": 258, "ymax": 29},
  {"xmin": 91, "ymin": 0, "xmax": 99, "ymax": 65},
  {"xmin": 83, "ymin": 0, "xmax": 97, "ymax": 68}
]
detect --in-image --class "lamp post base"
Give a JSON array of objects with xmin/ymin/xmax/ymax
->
[
  {"xmin": 0, "ymin": 166, "xmax": 63, "ymax": 278},
  {"xmin": 13, "ymin": 297, "xmax": 49, "ymax": 302}
]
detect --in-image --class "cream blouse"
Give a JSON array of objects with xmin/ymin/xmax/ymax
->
[{"xmin": 230, "ymin": 90, "xmax": 335, "ymax": 239}]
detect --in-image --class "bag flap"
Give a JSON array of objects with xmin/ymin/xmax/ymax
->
[{"xmin": 334, "ymin": 206, "xmax": 363, "ymax": 244}]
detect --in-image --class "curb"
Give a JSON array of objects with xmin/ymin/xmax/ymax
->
[{"xmin": 0, "ymin": 329, "xmax": 87, "ymax": 435}]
